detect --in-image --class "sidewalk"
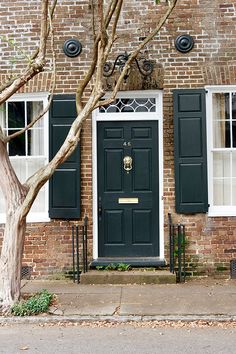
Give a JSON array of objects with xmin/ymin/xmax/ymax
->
[{"xmin": 1, "ymin": 277, "xmax": 236, "ymax": 323}]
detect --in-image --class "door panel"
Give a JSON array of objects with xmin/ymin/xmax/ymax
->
[
  {"xmin": 132, "ymin": 210, "xmax": 152, "ymax": 244},
  {"xmin": 104, "ymin": 210, "xmax": 124, "ymax": 244},
  {"xmin": 133, "ymin": 149, "xmax": 151, "ymax": 191},
  {"xmin": 98, "ymin": 120, "xmax": 159, "ymax": 257},
  {"xmin": 105, "ymin": 149, "xmax": 123, "ymax": 191},
  {"xmin": 104, "ymin": 127, "xmax": 124, "ymax": 139}
]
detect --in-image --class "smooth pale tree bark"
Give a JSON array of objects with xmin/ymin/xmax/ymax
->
[
  {"xmin": 0, "ymin": 0, "xmax": 178, "ymax": 312},
  {"xmin": 0, "ymin": 140, "xmax": 28, "ymax": 308}
]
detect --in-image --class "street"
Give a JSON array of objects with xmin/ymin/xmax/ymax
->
[{"xmin": 0, "ymin": 322, "xmax": 235, "ymax": 354}]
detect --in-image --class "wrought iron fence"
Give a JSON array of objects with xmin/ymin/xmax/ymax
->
[
  {"xmin": 72, "ymin": 216, "xmax": 88, "ymax": 283},
  {"xmin": 168, "ymin": 213, "xmax": 186, "ymax": 283}
]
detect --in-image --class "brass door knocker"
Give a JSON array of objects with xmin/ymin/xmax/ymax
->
[{"xmin": 123, "ymin": 156, "xmax": 132, "ymax": 173}]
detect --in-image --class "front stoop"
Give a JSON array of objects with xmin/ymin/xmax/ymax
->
[{"xmin": 80, "ymin": 270, "xmax": 176, "ymax": 285}]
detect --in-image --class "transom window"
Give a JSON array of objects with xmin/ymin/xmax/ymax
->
[
  {"xmin": 208, "ymin": 87, "xmax": 236, "ymax": 215},
  {"xmin": 0, "ymin": 93, "xmax": 49, "ymax": 221},
  {"xmin": 99, "ymin": 98, "xmax": 156, "ymax": 113}
]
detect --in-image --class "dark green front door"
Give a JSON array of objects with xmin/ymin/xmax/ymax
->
[{"xmin": 97, "ymin": 120, "xmax": 159, "ymax": 257}]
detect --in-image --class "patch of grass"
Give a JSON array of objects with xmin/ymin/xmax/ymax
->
[{"xmin": 11, "ymin": 289, "xmax": 54, "ymax": 316}]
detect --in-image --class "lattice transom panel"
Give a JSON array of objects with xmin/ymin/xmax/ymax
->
[{"xmin": 99, "ymin": 98, "xmax": 156, "ymax": 113}]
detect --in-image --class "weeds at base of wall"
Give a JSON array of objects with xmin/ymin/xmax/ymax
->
[
  {"xmin": 96, "ymin": 263, "xmax": 131, "ymax": 271},
  {"xmin": 11, "ymin": 289, "xmax": 55, "ymax": 316}
]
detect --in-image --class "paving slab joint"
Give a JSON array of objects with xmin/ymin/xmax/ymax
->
[{"xmin": 2, "ymin": 314, "xmax": 236, "ymax": 325}]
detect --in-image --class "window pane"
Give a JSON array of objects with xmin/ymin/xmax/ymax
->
[
  {"xmin": 31, "ymin": 189, "xmax": 45, "ymax": 213},
  {"xmin": 232, "ymin": 179, "xmax": 236, "ymax": 204},
  {"xmin": 27, "ymin": 157, "xmax": 46, "ymax": 176},
  {"xmin": 8, "ymin": 102, "xmax": 25, "ymax": 129},
  {"xmin": 233, "ymin": 121, "xmax": 236, "ymax": 147},
  {"xmin": 0, "ymin": 104, "xmax": 6, "ymax": 129},
  {"xmin": 213, "ymin": 120, "xmax": 230, "ymax": 148},
  {"xmin": 27, "ymin": 101, "xmax": 44, "ymax": 127},
  {"xmin": 11, "ymin": 158, "xmax": 26, "ymax": 182},
  {"xmin": 232, "ymin": 152, "xmax": 236, "ymax": 177},
  {"xmin": 212, "ymin": 93, "xmax": 229, "ymax": 120},
  {"xmin": 0, "ymin": 96, "xmax": 47, "ymax": 217},
  {"xmin": 213, "ymin": 152, "xmax": 230, "ymax": 178},
  {"xmin": 8, "ymin": 132, "xmax": 25, "ymax": 156},
  {"xmin": 232, "ymin": 93, "xmax": 236, "ymax": 119},
  {"xmin": 28, "ymin": 129, "xmax": 44, "ymax": 156},
  {"xmin": 213, "ymin": 178, "xmax": 231, "ymax": 205}
]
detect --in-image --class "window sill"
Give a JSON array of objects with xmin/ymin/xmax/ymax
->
[{"xmin": 208, "ymin": 207, "xmax": 236, "ymax": 217}]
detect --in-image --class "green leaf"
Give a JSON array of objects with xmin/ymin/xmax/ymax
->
[{"xmin": 11, "ymin": 289, "xmax": 54, "ymax": 316}]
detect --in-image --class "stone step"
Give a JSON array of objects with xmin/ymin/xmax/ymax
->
[{"xmin": 80, "ymin": 270, "xmax": 176, "ymax": 285}]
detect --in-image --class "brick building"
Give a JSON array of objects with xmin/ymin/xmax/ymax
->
[{"xmin": 1, "ymin": 0, "xmax": 236, "ymax": 277}]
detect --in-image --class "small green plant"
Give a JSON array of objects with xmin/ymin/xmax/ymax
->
[
  {"xmin": 96, "ymin": 265, "xmax": 106, "ymax": 270},
  {"xmin": 106, "ymin": 263, "xmax": 118, "ymax": 270},
  {"xmin": 11, "ymin": 289, "xmax": 54, "ymax": 316},
  {"xmin": 116, "ymin": 263, "xmax": 131, "ymax": 271},
  {"xmin": 174, "ymin": 233, "xmax": 188, "ymax": 258},
  {"xmin": 96, "ymin": 263, "xmax": 131, "ymax": 271}
]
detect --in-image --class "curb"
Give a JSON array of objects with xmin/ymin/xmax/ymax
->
[{"xmin": 1, "ymin": 314, "xmax": 236, "ymax": 325}]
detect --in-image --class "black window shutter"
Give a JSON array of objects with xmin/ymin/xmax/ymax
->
[
  {"xmin": 49, "ymin": 95, "xmax": 81, "ymax": 219},
  {"xmin": 173, "ymin": 89, "xmax": 208, "ymax": 213}
]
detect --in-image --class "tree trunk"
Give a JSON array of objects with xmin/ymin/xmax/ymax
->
[
  {"xmin": 0, "ymin": 213, "xmax": 26, "ymax": 312},
  {"xmin": 0, "ymin": 140, "xmax": 28, "ymax": 312}
]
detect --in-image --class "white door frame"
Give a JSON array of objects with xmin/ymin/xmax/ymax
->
[{"xmin": 92, "ymin": 90, "xmax": 164, "ymax": 260}]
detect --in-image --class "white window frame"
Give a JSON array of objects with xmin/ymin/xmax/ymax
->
[
  {"xmin": 0, "ymin": 92, "xmax": 50, "ymax": 223},
  {"xmin": 206, "ymin": 85, "xmax": 236, "ymax": 216},
  {"xmin": 92, "ymin": 90, "xmax": 164, "ymax": 260}
]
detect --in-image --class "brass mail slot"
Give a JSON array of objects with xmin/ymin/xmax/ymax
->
[{"xmin": 118, "ymin": 198, "xmax": 139, "ymax": 204}]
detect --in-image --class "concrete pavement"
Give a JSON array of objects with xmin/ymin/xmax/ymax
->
[{"xmin": 0, "ymin": 277, "xmax": 233, "ymax": 323}]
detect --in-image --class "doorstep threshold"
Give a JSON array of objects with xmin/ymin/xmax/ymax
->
[{"xmin": 90, "ymin": 257, "xmax": 166, "ymax": 268}]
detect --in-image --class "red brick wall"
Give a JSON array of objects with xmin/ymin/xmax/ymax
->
[{"xmin": 1, "ymin": 0, "xmax": 236, "ymax": 277}]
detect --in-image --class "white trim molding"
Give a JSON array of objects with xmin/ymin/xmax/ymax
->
[{"xmin": 92, "ymin": 90, "xmax": 164, "ymax": 260}]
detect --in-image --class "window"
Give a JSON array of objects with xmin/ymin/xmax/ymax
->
[
  {"xmin": 0, "ymin": 93, "xmax": 49, "ymax": 222},
  {"xmin": 99, "ymin": 98, "xmax": 156, "ymax": 113},
  {"xmin": 207, "ymin": 87, "xmax": 236, "ymax": 216}
]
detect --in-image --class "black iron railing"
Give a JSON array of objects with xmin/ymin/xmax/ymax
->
[
  {"xmin": 72, "ymin": 216, "xmax": 88, "ymax": 283},
  {"xmin": 168, "ymin": 213, "xmax": 186, "ymax": 283}
]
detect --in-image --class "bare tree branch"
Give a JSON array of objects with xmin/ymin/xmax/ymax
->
[
  {"xmin": 75, "ymin": 36, "xmax": 99, "ymax": 112},
  {"xmin": 104, "ymin": 0, "xmax": 120, "ymax": 29},
  {"xmin": 95, "ymin": 0, "xmax": 178, "ymax": 108},
  {"xmin": 75, "ymin": 0, "xmax": 122, "ymax": 112},
  {"xmin": 98, "ymin": 0, "xmax": 106, "ymax": 46},
  {"xmin": 30, "ymin": 0, "xmax": 58, "ymax": 61},
  {"xmin": 5, "ymin": 2, "xmax": 57, "ymax": 143},
  {"xmin": 90, "ymin": 0, "xmax": 96, "ymax": 38},
  {"xmin": 0, "ymin": 126, "xmax": 5, "ymax": 143},
  {"xmin": 104, "ymin": 0, "xmax": 123, "ymax": 60},
  {"xmin": 0, "ymin": 0, "xmax": 58, "ymax": 101}
]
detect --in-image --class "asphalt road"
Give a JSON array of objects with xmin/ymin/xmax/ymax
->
[{"xmin": 0, "ymin": 322, "xmax": 235, "ymax": 354}]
